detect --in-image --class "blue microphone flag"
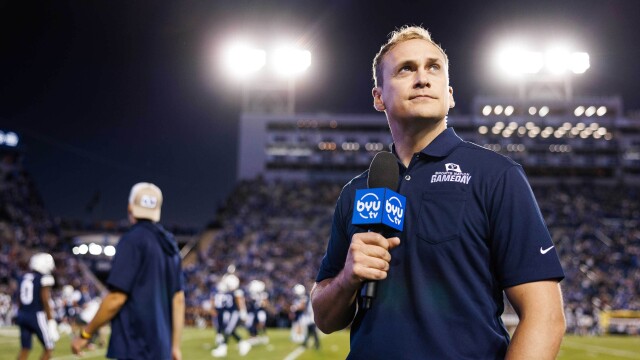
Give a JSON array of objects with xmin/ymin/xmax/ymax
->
[{"xmin": 352, "ymin": 188, "xmax": 406, "ymax": 231}]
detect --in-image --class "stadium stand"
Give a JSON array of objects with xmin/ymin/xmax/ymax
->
[
  {"xmin": 0, "ymin": 146, "xmax": 102, "ymax": 326},
  {"xmin": 181, "ymin": 176, "xmax": 639, "ymax": 334},
  {"xmin": 2, "ymin": 113, "xmax": 639, "ymax": 336}
]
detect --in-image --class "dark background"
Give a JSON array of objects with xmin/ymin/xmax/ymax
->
[{"xmin": 1, "ymin": 0, "xmax": 639, "ymax": 228}]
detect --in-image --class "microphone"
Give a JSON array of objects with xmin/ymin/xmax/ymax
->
[{"xmin": 352, "ymin": 151, "xmax": 406, "ymax": 309}]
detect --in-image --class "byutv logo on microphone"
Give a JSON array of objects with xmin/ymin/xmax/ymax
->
[{"xmin": 352, "ymin": 188, "xmax": 406, "ymax": 231}]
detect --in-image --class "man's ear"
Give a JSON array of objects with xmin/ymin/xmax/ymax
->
[
  {"xmin": 448, "ymin": 86, "xmax": 455, "ymax": 108},
  {"xmin": 372, "ymin": 87, "xmax": 385, "ymax": 112}
]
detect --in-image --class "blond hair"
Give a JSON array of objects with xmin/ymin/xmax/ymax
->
[{"xmin": 372, "ymin": 25, "xmax": 449, "ymax": 88}]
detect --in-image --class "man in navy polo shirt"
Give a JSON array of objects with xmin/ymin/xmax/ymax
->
[
  {"xmin": 311, "ymin": 26, "xmax": 566, "ymax": 359},
  {"xmin": 71, "ymin": 182, "xmax": 185, "ymax": 360}
]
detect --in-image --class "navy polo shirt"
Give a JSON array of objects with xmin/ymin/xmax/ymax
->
[
  {"xmin": 106, "ymin": 221, "xmax": 184, "ymax": 360},
  {"xmin": 316, "ymin": 128, "xmax": 564, "ymax": 360}
]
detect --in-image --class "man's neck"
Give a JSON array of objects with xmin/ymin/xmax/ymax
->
[{"xmin": 389, "ymin": 117, "xmax": 447, "ymax": 167}]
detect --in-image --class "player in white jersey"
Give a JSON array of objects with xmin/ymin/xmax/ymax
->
[{"xmin": 290, "ymin": 284, "xmax": 308, "ymax": 344}]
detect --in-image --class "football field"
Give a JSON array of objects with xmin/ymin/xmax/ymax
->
[{"xmin": 1, "ymin": 327, "xmax": 638, "ymax": 359}]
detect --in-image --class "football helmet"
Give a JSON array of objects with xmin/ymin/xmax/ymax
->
[
  {"xmin": 29, "ymin": 253, "xmax": 55, "ymax": 275},
  {"xmin": 293, "ymin": 284, "xmax": 306, "ymax": 297},
  {"xmin": 248, "ymin": 280, "xmax": 265, "ymax": 294},
  {"xmin": 223, "ymin": 273, "xmax": 240, "ymax": 291}
]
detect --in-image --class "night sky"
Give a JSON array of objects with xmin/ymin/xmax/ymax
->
[{"xmin": 2, "ymin": 0, "xmax": 639, "ymax": 228}]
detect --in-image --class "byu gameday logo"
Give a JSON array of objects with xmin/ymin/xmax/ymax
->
[
  {"xmin": 431, "ymin": 162, "xmax": 472, "ymax": 184},
  {"xmin": 352, "ymin": 188, "xmax": 406, "ymax": 231},
  {"xmin": 445, "ymin": 163, "xmax": 462, "ymax": 173}
]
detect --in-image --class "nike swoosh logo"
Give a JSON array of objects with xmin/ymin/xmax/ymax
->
[{"xmin": 540, "ymin": 246, "xmax": 554, "ymax": 254}]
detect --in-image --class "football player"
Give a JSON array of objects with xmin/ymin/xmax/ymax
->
[
  {"xmin": 16, "ymin": 253, "xmax": 59, "ymax": 360},
  {"xmin": 245, "ymin": 280, "xmax": 270, "ymax": 345},
  {"xmin": 211, "ymin": 273, "xmax": 251, "ymax": 357},
  {"xmin": 290, "ymin": 284, "xmax": 307, "ymax": 344}
]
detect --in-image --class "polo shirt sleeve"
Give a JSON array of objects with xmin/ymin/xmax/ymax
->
[
  {"xmin": 489, "ymin": 165, "xmax": 564, "ymax": 288},
  {"xmin": 106, "ymin": 233, "xmax": 142, "ymax": 294},
  {"xmin": 316, "ymin": 188, "xmax": 352, "ymax": 283}
]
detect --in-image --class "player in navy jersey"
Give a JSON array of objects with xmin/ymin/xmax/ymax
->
[
  {"xmin": 16, "ymin": 252, "xmax": 59, "ymax": 360},
  {"xmin": 312, "ymin": 25, "xmax": 566, "ymax": 359},
  {"xmin": 245, "ymin": 280, "xmax": 269, "ymax": 345},
  {"xmin": 71, "ymin": 182, "xmax": 185, "ymax": 360},
  {"xmin": 211, "ymin": 273, "xmax": 252, "ymax": 357}
]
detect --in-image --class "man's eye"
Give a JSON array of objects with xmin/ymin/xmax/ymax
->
[
  {"xmin": 399, "ymin": 65, "xmax": 412, "ymax": 72},
  {"xmin": 429, "ymin": 64, "xmax": 441, "ymax": 71}
]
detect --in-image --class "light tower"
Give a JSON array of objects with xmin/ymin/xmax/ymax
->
[
  {"xmin": 222, "ymin": 42, "xmax": 311, "ymax": 115},
  {"xmin": 495, "ymin": 45, "xmax": 590, "ymax": 102}
]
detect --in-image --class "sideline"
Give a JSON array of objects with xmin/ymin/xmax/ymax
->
[{"xmin": 283, "ymin": 346, "xmax": 306, "ymax": 360}]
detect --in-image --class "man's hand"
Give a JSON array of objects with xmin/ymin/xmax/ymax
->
[
  {"xmin": 172, "ymin": 347, "xmax": 183, "ymax": 360},
  {"xmin": 71, "ymin": 336, "xmax": 90, "ymax": 355},
  {"xmin": 311, "ymin": 232, "xmax": 400, "ymax": 333},
  {"xmin": 343, "ymin": 232, "xmax": 401, "ymax": 287}
]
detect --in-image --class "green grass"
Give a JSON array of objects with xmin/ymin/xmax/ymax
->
[{"xmin": 1, "ymin": 326, "xmax": 639, "ymax": 359}]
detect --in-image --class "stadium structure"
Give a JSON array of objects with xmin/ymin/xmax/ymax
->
[{"xmin": 238, "ymin": 97, "xmax": 640, "ymax": 184}]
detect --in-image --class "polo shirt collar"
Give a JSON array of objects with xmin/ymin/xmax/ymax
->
[
  {"xmin": 421, "ymin": 127, "xmax": 462, "ymax": 157},
  {"xmin": 391, "ymin": 127, "xmax": 462, "ymax": 159}
]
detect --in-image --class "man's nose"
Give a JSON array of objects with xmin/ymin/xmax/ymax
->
[{"xmin": 414, "ymin": 69, "xmax": 431, "ymax": 88}]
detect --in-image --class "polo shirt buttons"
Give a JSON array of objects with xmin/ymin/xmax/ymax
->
[{"xmin": 405, "ymin": 175, "xmax": 411, "ymax": 181}]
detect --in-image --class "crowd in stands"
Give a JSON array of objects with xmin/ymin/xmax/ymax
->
[
  {"xmin": 183, "ymin": 177, "xmax": 640, "ymax": 334},
  {"xmin": 183, "ymin": 177, "xmax": 340, "ymax": 328},
  {"xmin": 2, "ymin": 145, "xmax": 639, "ymax": 336},
  {"xmin": 537, "ymin": 183, "xmax": 640, "ymax": 334},
  {"xmin": 0, "ymin": 150, "xmax": 101, "ymax": 327}
]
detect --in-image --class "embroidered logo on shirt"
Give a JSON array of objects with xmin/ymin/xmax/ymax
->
[
  {"xmin": 431, "ymin": 163, "xmax": 472, "ymax": 184},
  {"xmin": 540, "ymin": 245, "xmax": 554, "ymax": 254},
  {"xmin": 445, "ymin": 163, "xmax": 462, "ymax": 173}
]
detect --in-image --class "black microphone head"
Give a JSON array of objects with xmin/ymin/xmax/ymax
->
[{"xmin": 368, "ymin": 151, "xmax": 399, "ymax": 190}]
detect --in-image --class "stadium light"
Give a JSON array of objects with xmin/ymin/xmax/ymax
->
[
  {"xmin": 496, "ymin": 47, "xmax": 543, "ymax": 76},
  {"xmin": 0, "ymin": 131, "xmax": 19, "ymax": 147},
  {"xmin": 223, "ymin": 42, "xmax": 267, "ymax": 79},
  {"xmin": 89, "ymin": 243, "xmax": 102, "ymax": 255},
  {"xmin": 104, "ymin": 245, "xmax": 116, "ymax": 257},
  {"xmin": 221, "ymin": 39, "xmax": 312, "ymax": 114},
  {"xmin": 78, "ymin": 244, "xmax": 88, "ymax": 255},
  {"xmin": 569, "ymin": 52, "xmax": 590, "ymax": 74},
  {"xmin": 539, "ymin": 106, "xmax": 550, "ymax": 117},
  {"xmin": 504, "ymin": 105, "xmax": 514, "ymax": 116},
  {"xmin": 272, "ymin": 47, "xmax": 311, "ymax": 77},
  {"xmin": 596, "ymin": 106, "xmax": 607, "ymax": 116},
  {"xmin": 545, "ymin": 48, "xmax": 571, "ymax": 74},
  {"xmin": 496, "ymin": 44, "xmax": 589, "ymax": 76}
]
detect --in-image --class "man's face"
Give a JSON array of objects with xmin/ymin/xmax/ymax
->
[{"xmin": 373, "ymin": 39, "xmax": 454, "ymax": 123}]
